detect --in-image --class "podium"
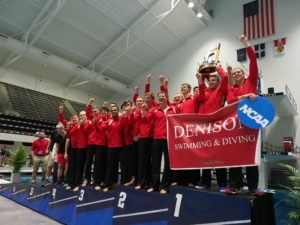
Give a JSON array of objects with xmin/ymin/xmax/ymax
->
[{"xmin": 0, "ymin": 183, "xmax": 275, "ymax": 225}]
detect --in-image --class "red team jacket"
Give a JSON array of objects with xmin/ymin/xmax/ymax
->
[
  {"xmin": 227, "ymin": 46, "xmax": 258, "ymax": 103},
  {"xmin": 198, "ymin": 66, "xmax": 228, "ymax": 114},
  {"xmin": 31, "ymin": 138, "xmax": 49, "ymax": 156}
]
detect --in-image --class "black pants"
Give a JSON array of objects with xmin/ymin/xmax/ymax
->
[
  {"xmin": 121, "ymin": 145, "xmax": 131, "ymax": 184},
  {"xmin": 229, "ymin": 166, "xmax": 258, "ymax": 190},
  {"xmin": 152, "ymin": 139, "xmax": 172, "ymax": 191},
  {"xmin": 128, "ymin": 141, "xmax": 138, "ymax": 179},
  {"xmin": 201, "ymin": 168, "xmax": 227, "ymax": 187},
  {"xmin": 93, "ymin": 146, "xmax": 107, "ymax": 186},
  {"xmin": 105, "ymin": 147, "xmax": 122, "ymax": 187},
  {"xmin": 176, "ymin": 170, "xmax": 200, "ymax": 186},
  {"xmin": 137, "ymin": 138, "xmax": 152, "ymax": 187},
  {"xmin": 67, "ymin": 148, "xmax": 77, "ymax": 187},
  {"xmin": 75, "ymin": 149, "xmax": 87, "ymax": 187},
  {"xmin": 84, "ymin": 145, "xmax": 99, "ymax": 183}
]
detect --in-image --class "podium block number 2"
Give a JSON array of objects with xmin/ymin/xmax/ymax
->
[
  {"xmin": 174, "ymin": 194, "xmax": 183, "ymax": 218},
  {"xmin": 118, "ymin": 192, "xmax": 127, "ymax": 209}
]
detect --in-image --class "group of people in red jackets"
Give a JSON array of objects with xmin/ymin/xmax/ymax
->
[{"xmin": 48, "ymin": 35, "xmax": 259, "ymax": 195}]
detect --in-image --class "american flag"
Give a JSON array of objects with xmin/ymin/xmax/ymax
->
[{"xmin": 243, "ymin": 0, "xmax": 275, "ymax": 40}]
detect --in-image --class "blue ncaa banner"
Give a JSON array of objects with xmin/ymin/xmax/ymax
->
[{"xmin": 237, "ymin": 96, "xmax": 275, "ymax": 129}]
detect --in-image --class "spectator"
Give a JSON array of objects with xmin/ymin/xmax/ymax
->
[{"xmin": 31, "ymin": 131, "xmax": 50, "ymax": 186}]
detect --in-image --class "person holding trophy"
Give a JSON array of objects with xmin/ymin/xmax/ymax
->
[{"xmin": 194, "ymin": 44, "xmax": 229, "ymax": 192}]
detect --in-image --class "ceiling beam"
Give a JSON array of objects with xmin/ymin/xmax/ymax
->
[
  {"xmin": 137, "ymin": 0, "xmax": 186, "ymax": 44},
  {"xmin": 33, "ymin": 35, "xmax": 135, "ymax": 83},
  {"xmin": 86, "ymin": 0, "xmax": 164, "ymax": 69},
  {"xmin": 93, "ymin": 0, "xmax": 182, "ymax": 79},
  {"xmin": 2, "ymin": 0, "xmax": 68, "ymax": 68},
  {"xmin": 85, "ymin": 0, "xmax": 167, "ymax": 59},
  {"xmin": 1, "ymin": 0, "xmax": 55, "ymax": 67}
]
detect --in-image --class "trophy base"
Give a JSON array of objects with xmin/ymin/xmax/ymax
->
[{"xmin": 198, "ymin": 64, "xmax": 217, "ymax": 74}]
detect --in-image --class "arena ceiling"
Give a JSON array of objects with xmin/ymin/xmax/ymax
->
[{"xmin": 0, "ymin": 0, "xmax": 212, "ymax": 98}]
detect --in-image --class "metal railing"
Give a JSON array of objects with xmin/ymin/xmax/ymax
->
[{"xmin": 285, "ymin": 84, "xmax": 297, "ymax": 111}]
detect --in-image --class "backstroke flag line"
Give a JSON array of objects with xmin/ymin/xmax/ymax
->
[{"xmin": 167, "ymin": 102, "xmax": 261, "ymax": 170}]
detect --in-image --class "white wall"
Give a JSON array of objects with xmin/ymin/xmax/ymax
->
[
  {"xmin": 0, "ymin": 68, "xmax": 104, "ymax": 105},
  {"xmin": 113, "ymin": 0, "xmax": 300, "ymax": 146}
]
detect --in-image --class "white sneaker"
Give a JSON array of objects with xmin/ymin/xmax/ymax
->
[
  {"xmin": 160, "ymin": 189, "xmax": 167, "ymax": 194},
  {"xmin": 73, "ymin": 186, "xmax": 79, "ymax": 192},
  {"xmin": 147, "ymin": 188, "xmax": 154, "ymax": 193},
  {"xmin": 95, "ymin": 186, "xmax": 101, "ymax": 191},
  {"xmin": 82, "ymin": 180, "xmax": 88, "ymax": 187},
  {"xmin": 135, "ymin": 185, "xmax": 141, "ymax": 190}
]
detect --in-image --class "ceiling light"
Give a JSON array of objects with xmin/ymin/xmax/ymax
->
[
  {"xmin": 188, "ymin": 1, "xmax": 194, "ymax": 8},
  {"xmin": 196, "ymin": 12, "xmax": 203, "ymax": 18}
]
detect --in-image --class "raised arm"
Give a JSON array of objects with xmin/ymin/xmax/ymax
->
[
  {"xmin": 195, "ymin": 71, "xmax": 206, "ymax": 103},
  {"xmin": 240, "ymin": 35, "xmax": 258, "ymax": 85},
  {"xmin": 145, "ymin": 73, "xmax": 152, "ymax": 94},
  {"xmin": 86, "ymin": 97, "xmax": 94, "ymax": 120},
  {"xmin": 57, "ymin": 105, "xmax": 68, "ymax": 126},
  {"xmin": 133, "ymin": 85, "xmax": 139, "ymax": 104}
]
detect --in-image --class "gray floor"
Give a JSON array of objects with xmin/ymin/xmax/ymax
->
[{"xmin": 0, "ymin": 196, "xmax": 61, "ymax": 225}]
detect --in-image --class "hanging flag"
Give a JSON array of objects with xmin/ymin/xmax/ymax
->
[
  {"xmin": 243, "ymin": 0, "xmax": 275, "ymax": 40},
  {"xmin": 274, "ymin": 37, "xmax": 286, "ymax": 54},
  {"xmin": 254, "ymin": 43, "xmax": 265, "ymax": 58},
  {"xmin": 237, "ymin": 48, "xmax": 247, "ymax": 62}
]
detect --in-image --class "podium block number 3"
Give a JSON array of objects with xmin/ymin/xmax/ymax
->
[
  {"xmin": 79, "ymin": 189, "xmax": 85, "ymax": 201},
  {"xmin": 174, "ymin": 194, "xmax": 183, "ymax": 217},
  {"xmin": 118, "ymin": 192, "xmax": 127, "ymax": 208}
]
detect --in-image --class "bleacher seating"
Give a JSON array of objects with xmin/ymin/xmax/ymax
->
[
  {"xmin": 1, "ymin": 81, "xmax": 87, "ymax": 121},
  {"xmin": 0, "ymin": 113, "xmax": 56, "ymax": 136},
  {"xmin": 69, "ymin": 100, "xmax": 86, "ymax": 114},
  {"xmin": 0, "ymin": 81, "xmax": 93, "ymax": 136}
]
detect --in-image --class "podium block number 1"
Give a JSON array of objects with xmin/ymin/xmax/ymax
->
[{"xmin": 174, "ymin": 194, "xmax": 183, "ymax": 217}]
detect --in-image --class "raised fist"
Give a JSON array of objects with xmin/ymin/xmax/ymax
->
[
  {"xmin": 134, "ymin": 85, "xmax": 140, "ymax": 93},
  {"xmin": 58, "ymin": 105, "xmax": 64, "ymax": 112},
  {"xmin": 159, "ymin": 74, "xmax": 165, "ymax": 84},
  {"xmin": 146, "ymin": 74, "xmax": 152, "ymax": 83},
  {"xmin": 164, "ymin": 78, "xmax": 169, "ymax": 87}
]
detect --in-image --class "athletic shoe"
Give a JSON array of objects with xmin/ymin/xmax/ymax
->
[
  {"xmin": 171, "ymin": 182, "xmax": 178, "ymax": 186},
  {"xmin": 65, "ymin": 186, "xmax": 72, "ymax": 190},
  {"xmin": 147, "ymin": 188, "xmax": 154, "ymax": 193},
  {"xmin": 135, "ymin": 185, "xmax": 141, "ymax": 190},
  {"xmin": 187, "ymin": 183, "xmax": 195, "ymax": 188},
  {"xmin": 160, "ymin": 189, "xmax": 168, "ymax": 194},
  {"xmin": 95, "ymin": 186, "xmax": 101, "ymax": 191},
  {"xmin": 82, "ymin": 180, "xmax": 88, "ymax": 187},
  {"xmin": 73, "ymin": 186, "xmax": 79, "ymax": 192},
  {"xmin": 195, "ymin": 182, "xmax": 208, "ymax": 190},
  {"xmin": 249, "ymin": 189, "xmax": 264, "ymax": 196},
  {"xmin": 103, "ymin": 187, "xmax": 109, "ymax": 192},
  {"xmin": 219, "ymin": 185, "xmax": 227, "ymax": 193},
  {"xmin": 225, "ymin": 187, "xmax": 241, "ymax": 195}
]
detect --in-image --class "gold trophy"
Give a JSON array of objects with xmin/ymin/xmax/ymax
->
[{"xmin": 198, "ymin": 43, "xmax": 221, "ymax": 77}]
